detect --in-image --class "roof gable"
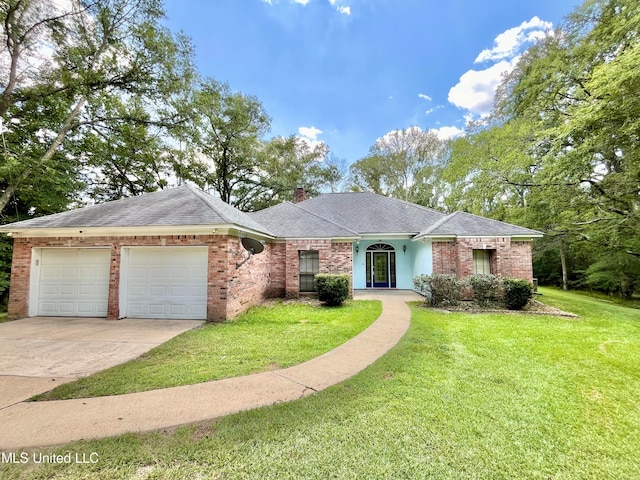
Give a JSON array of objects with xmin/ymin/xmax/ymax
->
[
  {"xmin": 295, "ymin": 192, "xmax": 446, "ymax": 235},
  {"xmin": 418, "ymin": 211, "xmax": 543, "ymax": 237},
  {"xmin": 0, "ymin": 186, "xmax": 272, "ymax": 235}
]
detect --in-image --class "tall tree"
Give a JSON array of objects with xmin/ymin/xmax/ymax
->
[
  {"xmin": 235, "ymin": 135, "xmax": 341, "ymax": 211},
  {"xmin": 0, "ymin": 0, "xmax": 194, "ymax": 215},
  {"xmin": 349, "ymin": 127, "xmax": 448, "ymax": 207},
  {"xmin": 79, "ymin": 95, "xmax": 173, "ymax": 202},
  {"xmin": 445, "ymin": 0, "xmax": 640, "ymax": 295},
  {"xmin": 180, "ymin": 78, "xmax": 271, "ymax": 207}
]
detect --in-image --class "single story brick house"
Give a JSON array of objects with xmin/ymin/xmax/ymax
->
[{"xmin": 0, "ymin": 185, "xmax": 542, "ymax": 321}]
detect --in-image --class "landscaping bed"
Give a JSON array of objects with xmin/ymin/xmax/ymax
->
[{"xmin": 428, "ymin": 297, "xmax": 579, "ymax": 317}]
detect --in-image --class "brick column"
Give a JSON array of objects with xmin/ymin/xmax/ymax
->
[
  {"xmin": 7, "ymin": 239, "xmax": 30, "ymax": 320},
  {"xmin": 107, "ymin": 244, "xmax": 121, "ymax": 320}
]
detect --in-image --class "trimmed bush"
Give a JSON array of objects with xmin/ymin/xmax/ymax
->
[
  {"xmin": 314, "ymin": 274, "xmax": 350, "ymax": 306},
  {"xmin": 469, "ymin": 274, "xmax": 501, "ymax": 306},
  {"xmin": 503, "ymin": 278, "xmax": 533, "ymax": 310},
  {"xmin": 413, "ymin": 274, "xmax": 463, "ymax": 307}
]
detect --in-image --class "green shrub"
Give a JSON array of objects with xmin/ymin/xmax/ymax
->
[
  {"xmin": 469, "ymin": 274, "xmax": 501, "ymax": 306},
  {"xmin": 583, "ymin": 254, "xmax": 640, "ymax": 299},
  {"xmin": 503, "ymin": 278, "xmax": 533, "ymax": 310},
  {"xmin": 314, "ymin": 274, "xmax": 350, "ymax": 306},
  {"xmin": 413, "ymin": 274, "xmax": 431, "ymax": 298},
  {"xmin": 413, "ymin": 274, "xmax": 463, "ymax": 307}
]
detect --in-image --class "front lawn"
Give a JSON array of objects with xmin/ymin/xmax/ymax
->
[
  {"xmin": 6, "ymin": 288, "xmax": 640, "ymax": 479},
  {"xmin": 33, "ymin": 300, "xmax": 381, "ymax": 401}
]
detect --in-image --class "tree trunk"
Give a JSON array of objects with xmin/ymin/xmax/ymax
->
[{"xmin": 559, "ymin": 241, "xmax": 569, "ymax": 291}]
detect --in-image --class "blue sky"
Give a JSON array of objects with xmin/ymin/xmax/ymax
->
[{"xmin": 162, "ymin": 0, "xmax": 578, "ymax": 165}]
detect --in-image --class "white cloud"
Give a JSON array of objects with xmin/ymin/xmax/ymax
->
[
  {"xmin": 418, "ymin": 93, "xmax": 432, "ymax": 101},
  {"xmin": 431, "ymin": 126, "xmax": 463, "ymax": 140},
  {"xmin": 298, "ymin": 126, "xmax": 325, "ymax": 151},
  {"xmin": 445, "ymin": 18, "xmax": 553, "ymax": 120},
  {"xmin": 475, "ymin": 16, "xmax": 552, "ymax": 63},
  {"xmin": 298, "ymin": 126, "xmax": 323, "ymax": 139},
  {"xmin": 267, "ymin": 0, "xmax": 351, "ymax": 15},
  {"xmin": 448, "ymin": 59, "xmax": 515, "ymax": 116},
  {"xmin": 328, "ymin": 0, "xmax": 350, "ymax": 15}
]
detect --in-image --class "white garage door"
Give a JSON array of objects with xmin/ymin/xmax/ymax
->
[
  {"xmin": 37, "ymin": 249, "xmax": 110, "ymax": 317},
  {"xmin": 124, "ymin": 247, "xmax": 208, "ymax": 320}
]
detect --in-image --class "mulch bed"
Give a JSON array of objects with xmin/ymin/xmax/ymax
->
[{"xmin": 424, "ymin": 297, "xmax": 579, "ymax": 318}]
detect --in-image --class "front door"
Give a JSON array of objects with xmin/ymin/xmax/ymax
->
[
  {"xmin": 373, "ymin": 252, "xmax": 389, "ymax": 288},
  {"xmin": 365, "ymin": 243, "xmax": 397, "ymax": 288}
]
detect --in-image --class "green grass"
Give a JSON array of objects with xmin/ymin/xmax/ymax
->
[
  {"xmin": 4, "ymin": 288, "xmax": 640, "ymax": 479},
  {"xmin": 542, "ymin": 287, "xmax": 640, "ymax": 310},
  {"xmin": 32, "ymin": 300, "xmax": 381, "ymax": 401},
  {"xmin": 0, "ymin": 311, "xmax": 7, "ymax": 323}
]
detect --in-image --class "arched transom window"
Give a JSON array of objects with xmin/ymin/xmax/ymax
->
[{"xmin": 366, "ymin": 243, "xmax": 394, "ymax": 251}]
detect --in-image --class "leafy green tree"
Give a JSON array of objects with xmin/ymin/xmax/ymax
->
[
  {"xmin": 500, "ymin": 0, "xmax": 640, "ymax": 252},
  {"xmin": 179, "ymin": 78, "xmax": 271, "ymax": 207},
  {"xmin": 584, "ymin": 253, "xmax": 640, "ymax": 299},
  {"xmin": 79, "ymin": 96, "xmax": 173, "ymax": 202},
  {"xmin": 235, "ymin": 135, "xmax": 341, "ymax": 211},
  {"xmin": 443, "ymin": 119, "xmax": 538, "ymax": 222},
  {"xmin": 0, "ymin": 0, "xmax": 195, "ymax": 215},
  {"xmin": 176, "ymin": 80, "xmax": 342, "ymax": 210},
  {"xmin": 349, "ymin": 127, "xmax": 448, "ymax": 207},
  {"xmin": 445, "ymin": 0, "xmax": 640, "ymax": 295}
]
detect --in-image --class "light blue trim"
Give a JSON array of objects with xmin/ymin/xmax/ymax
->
[{"xmin": 352, "ymin": 239, "xmax": 432, "ymax": 290}]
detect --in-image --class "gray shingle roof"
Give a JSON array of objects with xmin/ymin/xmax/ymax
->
[
  {"xmin": 295, "ymin": 192, "xmax": 447, "ymax": 235},
  {"xmin": 250, "ymin": 202, "xmax": 359, "ymax": 238},
  {"xmin": 0, "ymin": 185, "xmax": 272, "ymax": 235},
  {"xmin": 0, "ymin": 187, "xmax": 542, "ymax": 240},
  {"xmin": 417, "ymin": 211, "xmax": 543, "ymax": 237}
]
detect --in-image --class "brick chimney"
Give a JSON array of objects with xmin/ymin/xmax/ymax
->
[{"xmin": 293, "ymin": 187, "xmax": 307, "ymax": 203}]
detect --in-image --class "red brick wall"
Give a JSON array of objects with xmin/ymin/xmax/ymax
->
[
  {"xmin": 432, "ymin": 238, "xmax": 534, "ymax": 282},
  {"xmin": 226, "ymin": 239, "xmax": 285, "ymax": 320},
  {"xmin": 7, "ymin": 234, "xmax": 357, "ymax": 321},
  {"xmin": 432, "ymin": 241, "xmax": 457, "ymax": 275},
  {"xmin": 7, "ymin": 234, "xmax": 285, "ymax": 322},
  {"xmin": 283, "ymin": 239, "xmax": 353, "ymax": 298},
  {"xmin": 7, "ymin": 239, "xmax": 31, "ymax": 320},
  {"xmin": 268, "ymin": 242, "xmax": 286, "ymax": 296},
  {"xmin": 504, "ymin": 241, "xmax": 534, "ymax": 282}
]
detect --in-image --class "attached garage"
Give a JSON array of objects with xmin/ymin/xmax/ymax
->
[
  {"xmin": 120, "ymin": 247, "xmax": 208, "ymax": 320},
  {"xmin": 31, "ymin": 248, "xmax": 110, "ymax": 317}
]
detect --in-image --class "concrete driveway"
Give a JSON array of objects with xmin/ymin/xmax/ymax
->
[{"xmin": 0, "ymin": 317, "xmax": 204, "ymax": 408}]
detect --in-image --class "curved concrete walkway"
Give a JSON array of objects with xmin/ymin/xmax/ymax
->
[{"xmin": 0, "ymin": 291, "xmax": 420, "ymax": 449}]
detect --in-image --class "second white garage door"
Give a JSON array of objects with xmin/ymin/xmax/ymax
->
[{"xmin": 122, "ymin": 247, "xmax": 208, "ymax": 320}]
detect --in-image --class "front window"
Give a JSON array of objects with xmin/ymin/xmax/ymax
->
[
  {"xmin": 299, "ymin": 250, "xmax": 319, "ymax": 292},
  {"xmin": 473, "ymin": 249, "xmax": 492, "ymax": 275}
]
